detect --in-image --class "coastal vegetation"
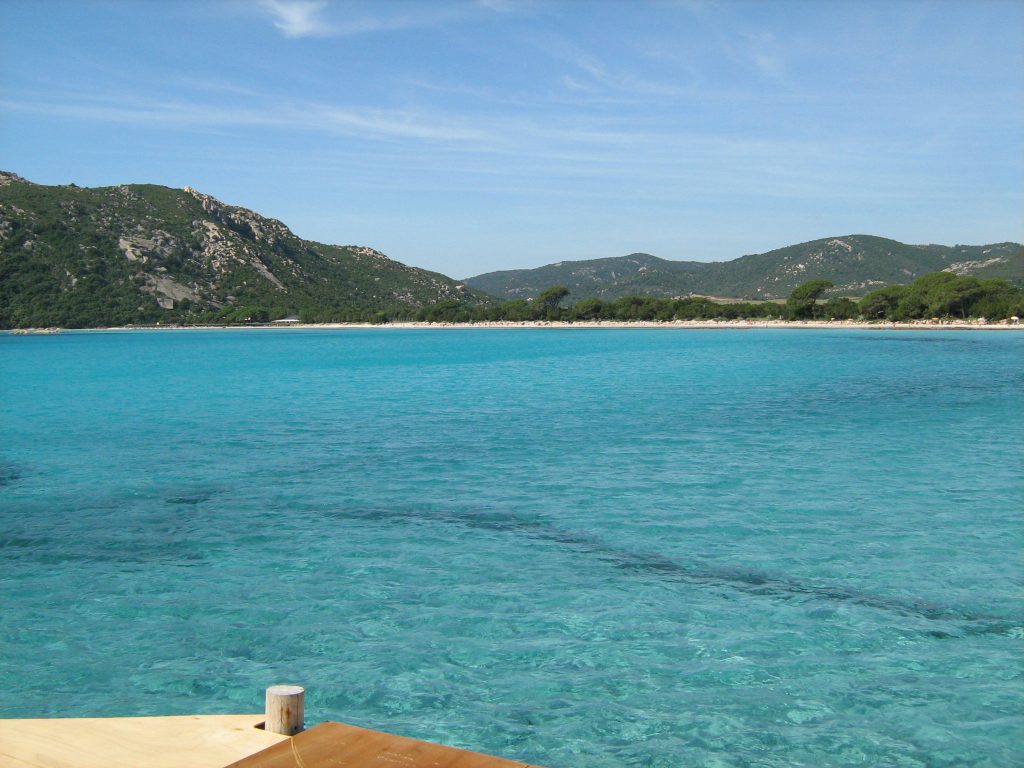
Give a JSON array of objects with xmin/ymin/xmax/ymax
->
[
  {"xmin": 2, "ymin": 172, "xmax": 1022, "ymax": 328},
  {"xmin": 858, "ymin": 272, "xmax": 1023, "ymax": 321},
  {"xmin": 406, "ymin": 275, "xmax": 1024, "ymax": 324}
]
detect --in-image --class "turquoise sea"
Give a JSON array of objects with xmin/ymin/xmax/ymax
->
[{"xmin": 0, "ymin": 328, "xmax": 1021, "ymax": 767}]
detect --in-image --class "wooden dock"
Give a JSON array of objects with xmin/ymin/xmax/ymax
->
[
  {"xmin": 226, "ymin": 721, "xmax": 540, "ymax": 768},
  {"xmin": 0, "ymin": 686, "xmax": 544, "ymax": 767},
  {"xmin": 0, "ymin": 714, "xmax": 289, "ymax": 768},
  {"xmin": 0, "ymin": 716, "xmax": 544, "ymax": 768}
]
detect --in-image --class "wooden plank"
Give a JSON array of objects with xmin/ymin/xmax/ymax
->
[
  {"xmin": 0, "ymin": 714, "xmax": 288, "ymax": 768},
  {"xmin": 225, "ymin": 721, "xmax": 544, "ymax": 768}
]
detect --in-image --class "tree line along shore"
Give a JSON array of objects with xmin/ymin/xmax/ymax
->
[
  {"xmin": 4, "ymin": 272, "xmax": 1022, "ymax": 330},
  {"xmin": 263, "ymin": 273, "xmax": 1022, "ymax": 327}
]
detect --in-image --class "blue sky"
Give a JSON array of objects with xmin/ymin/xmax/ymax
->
[{"xmin": 2, "ymin": 0, "xmax": 1022, "ymax": 278}]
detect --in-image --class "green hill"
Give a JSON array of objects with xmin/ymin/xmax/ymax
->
[
  {"xmin": 4, "ymin": 170, "xmax": 1020, "ymax": 327},
  {"xmin": 0, "ymin": 171, "xmax": 489, "ymax": 328},
  {"xmin": 466, "ymin": 235, "xmax": 1024, "ymax": 301}
]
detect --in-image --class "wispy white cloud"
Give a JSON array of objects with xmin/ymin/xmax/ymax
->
[
  {"xmin": 524, "ymin": 33, "xmax": 687, "ymax": 102},
  {"xmin": 0, "ymin": 71, "xmax": 961, "ymax": 209},
  {"xmin": 650, "ymin": 3, "xmax": 794, "ymax": 89},
  {"xmin": 0, "ymin": 84, "xmax": 858, "ymax": 171},
  {"xmin": 0, "ymin": 92, "xmax": 493, "ymax": 145},
  {"xmin": 259, "ymin": 0, "xmax": 330, "ymax": 38},
  {"xmin": 166, "ymin": 75, "xmax": 267, "ymax": 99},
  {"xmin": 560, "ymin": 56, "xmax": 685, "ymax": 100},
  {"xmin": 0, "ymin": 96, "xmax": 281, "ymax": 130},
  {"xmin": 303, "ymin": 103, "xmax": 492, "ymax": 142},
  {"xmin": 255, "ymin": 0, "xmax": 470, "ymax": 39},
  {"xmin": 3, "ymin": 69, "xmax": 956, "ymax": 173}
]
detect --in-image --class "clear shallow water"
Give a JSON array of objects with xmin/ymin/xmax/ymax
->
[{"xmin": 0, "ymin": 328, "xmax": 1021, "ymax": 767}]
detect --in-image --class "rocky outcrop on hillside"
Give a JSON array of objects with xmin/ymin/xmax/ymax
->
[{"xmin": 0, "ymin": 172, "xmax": 489, "ymax": 327}]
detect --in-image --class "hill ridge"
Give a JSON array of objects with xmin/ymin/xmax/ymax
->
[
  {"xmin": 0, "ymin": 172, "xmax": 488, "ymax": 327},
  {"xmin": 3, "ymin": 171, "xmax": 1021, "ymax": 328},
  {"xmin": 466, "ymin": 234, "xmax": 1023, "ymax": 301}
]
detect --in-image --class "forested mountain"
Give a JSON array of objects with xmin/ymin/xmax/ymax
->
[
  {"xmin": 0, "ymin": 171, "xmax": 489, "ymax": 327},
  {"xmin": 466, "ymin": 236, "xmax": 1023, "ymax": 301},
  {"xmin": 3, "ymin": 170, "xmax": 1021, "ymax": 328}
]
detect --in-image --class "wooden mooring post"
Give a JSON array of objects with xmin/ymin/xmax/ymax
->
[{"xmin": 264, "ymin": 684, "xmax": 305, "ymax": 736}]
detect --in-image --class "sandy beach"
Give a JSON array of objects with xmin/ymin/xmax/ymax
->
[
  {"xmin": 8, "ymin": 318, "xmax": 1023, "ymax": 333},
  {"xmin": 355, "ymin": 319, "xmax": 1024, "ymax": 331}
]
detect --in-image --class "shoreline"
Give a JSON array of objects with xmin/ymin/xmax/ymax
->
[{"xmin": 7, "ymin": 319, "xmax": 1024, "ymax": 333}]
